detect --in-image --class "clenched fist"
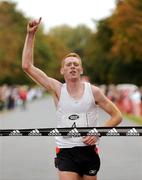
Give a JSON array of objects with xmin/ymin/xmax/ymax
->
[{"xmin": 27, "ymin": 17, "xmax": 42, "ymax": 34}]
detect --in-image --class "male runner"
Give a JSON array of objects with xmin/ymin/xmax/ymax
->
[{"xmin": 22, "ymin": 17, "xmax": 122, "ymax": 180}]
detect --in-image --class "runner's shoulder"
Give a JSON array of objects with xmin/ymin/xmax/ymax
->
[{"xmin": 91, "ymin": 84, "xmax": 101, "ymax": 94}]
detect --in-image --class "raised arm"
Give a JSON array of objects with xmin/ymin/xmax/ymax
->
[
  {"xmin": 22, "ymin": 18, "xmax": 62, "ymax": 101},
  {"xmin": 92, "ymin": 86, "xmax": 122, "ymax": 127}
]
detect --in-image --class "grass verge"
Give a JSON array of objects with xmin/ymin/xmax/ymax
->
[{"xmin": 124, "ymin": 113, "xmax": 142, "ymax": 125}]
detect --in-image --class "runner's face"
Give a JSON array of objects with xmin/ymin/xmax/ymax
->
[{"xmin": 61, "ymin": 57, "xmax": 83, "ymax": 80}]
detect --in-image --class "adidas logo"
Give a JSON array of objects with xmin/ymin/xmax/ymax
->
[
  {"xmin": 87, "ymin": 128, "xmax": 100, "ymax": 136},
  {"xmin": 67, "ymin": 128, "xmax": 81, "ymax": 137},
  {"xmin": 126, "ymin": 128, "xmax": 140, "ymax": 136},
  {"xmin": 9, "ymin": 130, "xmax": 22, "ymax": 136},
  {"xmin": 28, "ymin": 129, "xmax": 42, "ymax": 136},
  {"xmin": 106, "ymin": 128, "xmax": 120, "ymax": 136},
  {"xmin": 48, "ymin": 129, "xmax": 61, "ymax": 136}
]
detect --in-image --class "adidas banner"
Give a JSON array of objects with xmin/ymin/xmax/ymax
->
[{"xmin": 0, "ymin": 126, "xmax": 142, "ymax": 136}]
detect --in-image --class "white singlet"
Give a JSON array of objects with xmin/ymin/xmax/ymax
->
[{"xmin": 55, "ymin": 82, "xmax": 99, "ymax": 148}]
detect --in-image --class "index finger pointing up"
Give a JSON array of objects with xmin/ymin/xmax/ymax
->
[{"xmin": 38, "ymin": 17, "xmax": 42, "ymax": 24}]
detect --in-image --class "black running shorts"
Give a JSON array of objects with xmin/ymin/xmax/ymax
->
[{"xmin": 54, "ymin": 145, "xmax": 100, "ymax": 176}]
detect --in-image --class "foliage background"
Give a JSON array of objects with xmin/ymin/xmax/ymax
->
[{"xmin": 0, "ymin": 0, "xmax": 142, "ymax": 85}]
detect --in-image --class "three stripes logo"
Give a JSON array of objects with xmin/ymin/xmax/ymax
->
[
  {"xmin": 87, "ymin": 128, "xmax": 100, "ymax": 136},
  {"xmin": 9, "ymin": 130, "xmax": 22, "ymax": 136},
  {"xmin": 67, "ymin": 128, "xmax": 81, "ymax": 137},
  {"xmin": 106, "ymin": 128, "xmax": 120, "ymax": 136},
  {"xmin": 48, "ymin": 128, "xmax": 61, "ymax": 136},
  {"xmin": 126, "ymin": 128, "xmax": 140, "ymax": 136},
  {"xmin": 28, "ymin": 129, "xmax": 42, "ymax": 136},
  {"xmin": 0, "ymin": 126, "xmax": 141, "ymax": 137}
]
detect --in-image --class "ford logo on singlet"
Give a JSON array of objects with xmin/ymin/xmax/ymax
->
[{"xmin": 68, "ymin": 114, "xmax": 79, "ymax": 120}]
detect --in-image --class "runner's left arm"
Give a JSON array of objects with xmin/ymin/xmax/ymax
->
[
  {"xmin": 92, "ymin": 85, "xmax": 122, "ymax": 127},
  {"xmin": 83, "ymin": 85, "xmax": 122, "ymax": 145}
]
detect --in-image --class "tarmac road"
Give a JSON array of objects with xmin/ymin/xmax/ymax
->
[{"xmin": 0, "ymin": 96, "xmax": 142, "ymax": 180}]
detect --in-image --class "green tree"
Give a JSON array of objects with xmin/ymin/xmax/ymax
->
[
  {"xmin": 48, "ymin": 24, "xmax": 92, "ymax": 57},
  {"xmin": 0, "ymin": 1, "xmax": 27, "ymax": 84},
  {"xmin": 0, "ymin": 1, "xmax": 68, "ymax": 84},
  {"xmin": 84, "ymin": 19, "xmax": 113, "ymax": 84},
  {"xmin": 45, "ymin": 34, "xmax": 69, "ymax": 81},
  {"xmin": 108, "ymin": 0, "xmax": 142, "ymax": 85},
  {"xmin": 84, "ymin": 0, "xmax": 142, "ymax": 85},
  {"xmin": 110, "ymin": 0, "xmax": 142, "ymax": 62}
]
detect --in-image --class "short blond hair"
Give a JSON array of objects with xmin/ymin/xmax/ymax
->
[{"xmin": 62, "ymin": 52, "xmax": 82, "ymax": 67}]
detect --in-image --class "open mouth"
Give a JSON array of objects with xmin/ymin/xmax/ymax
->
[{"xmin": 70, "ymin": 71, "xmax": 76, "ymax": 75}]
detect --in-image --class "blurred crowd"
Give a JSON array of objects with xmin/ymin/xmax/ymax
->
[
  {"xmin": 0, "ymin": 85, "xmax": 45, "ymax": 111},
  {"xmin": 100, "ymin": 84, "xmax": 142, "ymax": 117},
  {"xmin": 0, "ymin": 83, "xmax": 142, "ymax": 118}
]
